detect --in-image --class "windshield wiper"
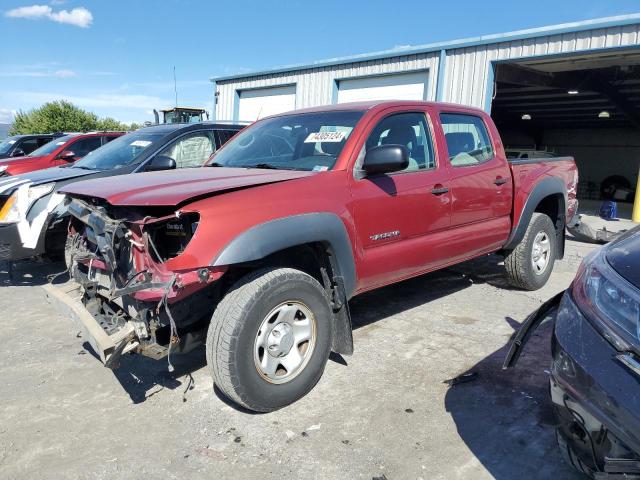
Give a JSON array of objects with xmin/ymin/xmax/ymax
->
[
  {"xmin": 245, "ymin": 163, "xmax": 296, "ymax": 170},
  {"xmin": 71, "ymin": 165, "xmax": 97, "ymax": 171},
  {"xmin": 208, "ymin": 162, "xmax": 224, "ymax": 167}
]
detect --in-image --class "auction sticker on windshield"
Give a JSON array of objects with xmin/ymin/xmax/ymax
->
[
  {"xmin": 304, "ymin": 131, "xmax": 345, "ymax": 143},
  {"xmin": 131, "ymin": 140, "xmax": 152, "ymax": 147}
]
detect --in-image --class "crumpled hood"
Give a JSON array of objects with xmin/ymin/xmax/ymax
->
[
  {"xmin": 61, "ymin": 167, "xmax": 316, "ymax": 206},
  {"xmin": 0, "ymin": 165, "xmax": 92, "ymax": 194}
]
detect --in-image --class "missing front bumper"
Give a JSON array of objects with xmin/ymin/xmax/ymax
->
[{"xmin": 43, "ymin": 280, "xmax": 139, "ymax": 367}]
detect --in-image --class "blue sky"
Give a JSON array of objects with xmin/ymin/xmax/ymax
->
[{"xmin": 1, "ymin": 0, "xmax": 639, "ymax": 124}]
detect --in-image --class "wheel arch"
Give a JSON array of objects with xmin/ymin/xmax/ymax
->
[
  {"xmin": 210, "ymin": 213, "xmax": 357, "ymax": 355},
  {"xmin": 504, "ymin": 177, "xmax": 567, "ymax": 257}
]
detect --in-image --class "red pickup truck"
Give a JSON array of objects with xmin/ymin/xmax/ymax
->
[{"xmin": 49, "ymin": 101, "xmax": 577, "ymax": 412}]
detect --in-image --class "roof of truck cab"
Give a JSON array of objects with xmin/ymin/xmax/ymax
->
[{"xmin": 264, "ymin": 100, "xmax": 488, "ymax": 118}]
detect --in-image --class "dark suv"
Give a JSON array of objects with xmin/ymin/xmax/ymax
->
[
  {"xmin": 0, "ymin": 134, "xmax": 62, "ymax": 159},
  {"xmin": 0, "ymin": 122, "xmax": 243, "ymax": 261}
]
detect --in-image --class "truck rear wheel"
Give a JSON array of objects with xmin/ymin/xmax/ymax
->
[
  {"xmin": 505, "ymin": 213, "xmax": 556, "ymax": 290},
  {"xmin": 206, "ymin": 267, "xmax": 332, "ymax": 412}
]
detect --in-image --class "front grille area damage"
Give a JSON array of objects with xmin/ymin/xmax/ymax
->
[{"xmin": 65, "ymin": 197, "xmax": 224, "ymax": 368}]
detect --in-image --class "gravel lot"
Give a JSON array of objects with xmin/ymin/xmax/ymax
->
[{"xmin": 0, "ymin": 239, "xmax": 598, "ymax": 480}]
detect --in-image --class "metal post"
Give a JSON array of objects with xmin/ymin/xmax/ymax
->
[{"xmin": 633, "ymin": 165, "xmax": 640, "ymax": 223}]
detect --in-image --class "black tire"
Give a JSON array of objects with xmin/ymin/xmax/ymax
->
[
  {"xmin": 206, "ymin": 267, "xmax": 333, "ymax": 412},
  {"xmin": 556, "ymin": 429, "xmax": 593, "ymax": 477},
  {"xmin": 505, "ymin": 213, "xmax": 556, "ymax": 290}
]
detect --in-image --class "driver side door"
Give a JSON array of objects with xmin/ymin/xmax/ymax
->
[{"xmin": 349, "ymin": 108, "xmax": 452, "ymax": 292}]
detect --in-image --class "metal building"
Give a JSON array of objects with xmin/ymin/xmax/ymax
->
[{"xmin": 211, "ymin": 14, "xmax": 640, "ymax": 208}]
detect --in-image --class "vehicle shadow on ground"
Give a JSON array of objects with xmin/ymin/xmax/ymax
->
[
  {"xmin": 0, "ymin": 259, "xmax": 68, "ymax": 286},
  {"xmin": 442, "ymin": 320, "xmax": 583, "ymax": 479},
  {"xmin": 81, "ymin": 254, "xmax": 517, "ymax": 405},
  {"xmin": 349, "ymin": 253, "xmax": 512, "ymax": 331},
  {"xmin": 82, "ymin": 342, "xmax": 207, "ymax": 404}
]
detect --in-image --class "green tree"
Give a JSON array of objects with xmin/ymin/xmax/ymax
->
[{"xmin": 10, "ymin": 101, "xmax": 139, "ymax": 134}]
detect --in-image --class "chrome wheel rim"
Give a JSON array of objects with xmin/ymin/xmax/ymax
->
[
  {"xmin": 531, "ymin": 231, "xmax": 551, "ymax": 275},
  {"xmin": 253, "ymin": 301, "xmax": 316, "ymax": 384}
]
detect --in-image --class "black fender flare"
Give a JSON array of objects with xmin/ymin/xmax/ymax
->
[
  {"xmin": 503, "ymin": 177, "xmax": 567, "ymax": 251},
  {"xmin": 211, "ymin": 212, "xmax": 357, "ymax": 298},
  {"xmin": 211, "ymin": 213, "xmax": 357, "ymax": 355}
]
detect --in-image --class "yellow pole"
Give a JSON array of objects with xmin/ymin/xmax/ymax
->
[{"xmin": 634, "ymin": 164, "xmax": 640, "ymax": 223}]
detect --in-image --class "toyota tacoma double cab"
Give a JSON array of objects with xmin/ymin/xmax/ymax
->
[{"xmin": 49, "ymin": 101, "xmax": 578, "ymax": 412}]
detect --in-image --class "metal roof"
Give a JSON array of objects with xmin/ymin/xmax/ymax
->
[{"xmin": 210, "ymin": 14, "xmax": 640, "ymax": 83}]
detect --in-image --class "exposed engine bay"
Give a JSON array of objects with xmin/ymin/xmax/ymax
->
[{"xmin": 64, "ymin": 196, "xmax": 225, "ymax": 369}]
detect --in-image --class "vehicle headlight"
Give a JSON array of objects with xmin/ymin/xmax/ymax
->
[
  {"xmin": 0, "ymin": 183, "xmax": 55, "ymax": 224},
  {"xmin": 572, "ymin": 248, "xmax": 640, "ymax": 351}
]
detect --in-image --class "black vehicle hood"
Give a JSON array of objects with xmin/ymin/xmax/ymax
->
[
  {"xmin": 0, "ymin": 166, "xmax": 93, "ymax": 194},
  {"xmin": 606, "ymin": 225, "xmax": 640, "ymax": 289}
]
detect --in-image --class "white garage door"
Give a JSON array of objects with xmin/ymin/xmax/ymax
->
[
  {"xmin": 337, "ymin": 71, "xmax": 427, "ymax": 103},
  {"xmin": 237, "ymin": 85, "xmax": 296, "ymax": 122}
]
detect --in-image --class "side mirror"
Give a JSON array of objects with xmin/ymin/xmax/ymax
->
[
  {"xmin": 362, "ymin": 144, "xmax": 409, "ymax": 176},
  {"xmin": 11, "ymin": 148, "xmax": 25, "ymax": 158},
  {"xmin": 58, "ymin": 150, "xmax": 77, "ymax": 161},
  {"xmin": 146, "ymin": 155, "xmax": 176, "ymax": 172}
]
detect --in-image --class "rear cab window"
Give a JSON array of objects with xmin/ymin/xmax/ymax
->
[{"xmin": 440, "ymin": 113, "xmax": 494, "ymax": 167}]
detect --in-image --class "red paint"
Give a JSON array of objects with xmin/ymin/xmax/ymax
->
[
  {"xmin": 0, "ymin": 132, "xmax": 124, "ymax": 176},
  {"xmin": 63, "ymin": 101, "xmax": 577, "ymax": 299}
]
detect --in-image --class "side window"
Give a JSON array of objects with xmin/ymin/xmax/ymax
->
[
  {"xmin": 366, "ymin": 112, "xmax": 435, "ymax": 172},
  {"xmin": 103, "ymin": 135, "xmax": 119, "ymax": 144},
  {"xmin": 20, "ymin": 138, "xmax": 40, "ymax": 155},
  {"xmin": 215, "ymin": 130, "xmax": 235, "ymax": 148},
  {"xmin": 159, "ymin": 131, "xmax": 215, "ymax": 168},
  {"xmin": 70, "ymin": 137, "xmax": 103, "ymax": 158},
  {"xmin": 440, "ymin": 113, "xmax": 494, "ymax": 167},
  {"xmin": 37, "ymin": 137, "xmax": 52, "ymax": 148}
]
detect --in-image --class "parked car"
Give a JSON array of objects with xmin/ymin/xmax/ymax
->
[
  {"xmin": 0, "ymin": 131, "xmax": 125, "ymax": 177},
  {"xmin": 505, "ymin": 226, "xmax": 640, "ymax": 478},
  {"xmin": 0, "ymin": 133, "xmax": 62, "ymax": 160},
  {"xmin": 0, "ymin": 122, "xmax": 242, "ymax": 262},
  {"xmin": 50, "ymin": 100, "xmax": 578, "ymax": 412}
]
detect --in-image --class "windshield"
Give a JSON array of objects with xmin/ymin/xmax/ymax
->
[
  {"xmin": 0, "ymin": 137, "xmax": 19, "ymax": 155},
  {"xmin": 209, "ymin": 111, "xmax": 363, "ymax": 171},
  {"xmin": 29, "ymin": 135, "xmax": 75, "ymax": 157},
  {"xmin": 72, "ymin": 130, "xmax": 165, "ymax": 171}
]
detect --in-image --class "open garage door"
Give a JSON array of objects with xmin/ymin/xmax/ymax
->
[
  {"xmin": 237, "ymin": 85, "xmax": 296, "ymax": 122},
  {"xmin": 337, "ymin": 71, "xmax": 427, "ymax": 103},
  {"xmin": 490, "ymin": 50, "xmax": 640, "ymax": 210}
]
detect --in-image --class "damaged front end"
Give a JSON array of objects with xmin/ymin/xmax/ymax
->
[{"xmin": 49, "ymin": 196, "xmax": 225, "ymax": 369}]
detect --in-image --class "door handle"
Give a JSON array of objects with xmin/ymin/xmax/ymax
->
[
  {"xmin": 494, "ymin": 177, "xmax": 508, "ymax": 186},
  {"xmin": 431, "ymin": 186, "xmax": 449, "ymax": 195}
]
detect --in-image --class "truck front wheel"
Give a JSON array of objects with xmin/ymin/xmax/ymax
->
[
  {"xmin": 504, "ymin": 213, "xmax": 557, "ymax": 290},
  {"xmin": 206, "ymin": 267, "xmax": 332, "ymax": 412}
]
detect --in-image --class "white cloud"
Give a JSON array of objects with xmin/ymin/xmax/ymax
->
[
  {"xmin": 0, "ymin": 109, "xmax": 16, "ymax": 124},
  {"xmin": 6, "ymin": 90, "xmax": 172, "ymax": 111},
  {"xmin": 0, "ymin": 68, "xmax": 76, "ymax": 78},
  {"xmin": 5, "ymin": 4, "xmax": 93, "ymax": 28}
]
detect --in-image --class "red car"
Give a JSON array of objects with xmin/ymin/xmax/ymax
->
[
  {"xmin": 52, "ymin": 101, "xmax": 578, "ymax": 412},
  {"xmin": 0, "ymin": 131, "xmax": 124, "ymax": 176}
]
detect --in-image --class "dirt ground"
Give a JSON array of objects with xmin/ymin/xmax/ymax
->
[{"xmin": 0, "ymin": 239, "xmax": 598, "ymax": 480}]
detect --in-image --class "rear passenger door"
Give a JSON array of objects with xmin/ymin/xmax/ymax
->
[
  {"xmin": 439, "ymin": 112, "xmax": 513, "ymax": 258},
  {"xmin": 349, "ymin": 108, "xmax": 452, "ymax": 290}
]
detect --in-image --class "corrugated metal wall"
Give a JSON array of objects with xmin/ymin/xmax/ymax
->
[
  {"xmin": 215, "ymin": 22, "xmax": 640, "ymax": 119},
  {"xmin": 216, "ymin": 53, "xmax": 440, "ymax": 120},
  {"xmin": 443, "ymin": 24, "xmax": 640, "ymax": 109}
]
